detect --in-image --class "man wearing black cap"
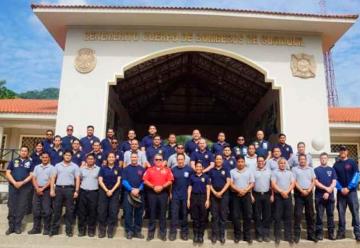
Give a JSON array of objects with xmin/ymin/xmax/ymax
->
[{"xmin": 333, "ymin": 145, "xmax": 360, "ymax": 241}]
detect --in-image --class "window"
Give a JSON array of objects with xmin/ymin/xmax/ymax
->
[
  {"xmin": 331, "ymin": 143, "xmax": 359, "ymax": 161},
  {"xmin": 20, "ymin": 136, "xmax": 45, "ymax": 152}
]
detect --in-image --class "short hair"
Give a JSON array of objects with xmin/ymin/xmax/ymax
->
[
  {"xmin": 272, "ymin": 146, "xmax": 281, "ymax": 153},
  {"xmin": 168, "ymin": 133, "xmax": 176, "ymax": 137},
  {"xmin": 195, "ymin": 161, "xmax": 203, "ymax": 167},
  {"xmin": 128, "ymin": 129, "xmax": 136, "ymax": 133},
  {"xmin": 298, "ymin": 154, "xmax": 307, "ymax": 160},
  {"xmin": 257, "ymin": 155, "xmax": 266, "ymax": 161},
  {"xmin": 248, "ymin": 144, "xmax": 256, "ymax": 149},
  {"xmin": 297, "ymin": 142, "xmax": 305, "ymax": 147},
  {"xmin": 54, "ymin": 135, "xmax": 62, "ymax": 140},
  {"xmin": 176, "ymin": 153, "xmax": 185, "ymax": 159},
  {"xmin": 235, "ymin": 155, "xmax": 245, "ymax": 161},
  {"xmin": 72, "ymin": 138, "xmax": 80, "ymax": 143},
  {"xmin": 223, "ymin": 145, "xmax": 231, "ymax": 150},
  {"xmin": 46, "ymin": 129, "xmax": 54, "ymax": 134},
  {"xmin": 106, "ymin": 152, "xmax": 116, "ymax": 158},
  {"xmin": 93, "ymin": 141, "xmax": 101, "ymax": 146},
  {"xmin": 130, "ymin": 152, "xmax": 138, "ymax": 157},
  {"xmin": 20, "ymin": 145, "xmax": 29, "ymax": 151},
  {"xmin": 35, "ymin": 141, "xmax": 43, "ymax": 147},
  {"xmin": 86, "ymin": 153, "xmax": 95, "ymax": 159},
  {"xmin": 215, "ymin": 154, "xmax": 223, "ymax": 159},
  {"xmin": 320, "ymin": 152, "xmax": 328, "ymax": 157},
  {"xmin": 153, "ymin": 134, "xmax": 161, "ymax": 140},
  {"xmin": 87, "ymin": 125, "xmax": 94, "ymax": 129},
  {"xmin": 66, "ymin": 124, "xmax": 74, "ymax": 129},
  {"xmin": 218, "ymin": 131, "xmax": 225, "ymax": 135},
  {"xmin": 41, "ymin": 151, "xmax": 50, "ymax": 156},
  {"xmin": 131, "ymin": 139, "xmax": 139, "ymax": 144},
  {"xmin": 154, "ymin": 153, "xmax": 163, "ymax": 158},
  {"xmin": 278, "ymin": 133, "xmax": 286, "ymax": 138},
  {"xmin": 63, "ymin": 150, "xmax": 73, "ymax": 156}
]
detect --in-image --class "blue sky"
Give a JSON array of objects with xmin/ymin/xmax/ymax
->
[{"xmin": 0, "ymin": 0, "xmax": 359, "ymax": 106}]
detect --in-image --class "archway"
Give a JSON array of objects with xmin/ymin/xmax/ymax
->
[{"xmin": 108, "ymin": 51, "xmax": 281, "ymax": 144}]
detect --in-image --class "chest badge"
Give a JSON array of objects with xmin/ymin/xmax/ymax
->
[
  {"xmin": 201, "ymin": 177, "xmax": 205, "ymax": 183},
  {"xmin": 204, "ymin": 154, "xmax": 209, "ymax": 159},
  {"xmin": 114, "ymin": 170, "xmax": 118, "ymax": 175},
  {"xmin": 184, "ymin": 171, "xmax": 189, "ymax": 178},
  {"xmin": 59, "ymin": 151, "xmax": 63, "ymax": 156},
  {"xmin": 97, "ymin": 155, "xmax": 101, "ymax": 159},
  {"xmin": 221, "ymin": 170, "xmax": 225, "ymax": 175},
  {"xmin": 90, "ymin": 140, "xmax": 94, "ymax": 144},
  {"xmin": 77, "ymin": 154, "xmax": 81, "ymax": 158}
]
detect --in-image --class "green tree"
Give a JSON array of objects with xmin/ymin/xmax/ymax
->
[
  {"xmin": 18, "ymin": 87, "xmax": 59, "ymax": 99},
  {"xmin": 0, "ymin": 80, "xmax": 16, "ymax": 99}
]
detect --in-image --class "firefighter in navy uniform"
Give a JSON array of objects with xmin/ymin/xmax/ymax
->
[
  {"xmin": 71, "ymin": 139, "xmax": 85, "ymax": 167},
  {"xmin": 30, "ymin": 142, "xmax": 44, "ymax": 166},
  {"xmin": 80, "ymin": 125, "xmax": 100, "ymax": 154},
  {"xmin": 90, "ymin": 141, "xmax": 106, "ymax": 167},
  {"xmin": 208, "ymin": 154, "xmax": 231, "ymax": 244},
  {"xmin": 253, "ymin": 130, "xmax": 271, "ymax": 160},
  {"xmin": 187, "ymin": 161, "xmax": 211, "ymax": 244},
  {"xmin": 97, "ymin": 152, "xmax": 122, "ymax": 238},
  {"xmin": 100, "ymin": 128, "xmax": 115, "ymax": 155},
  {"xmin": 120, "ymin": 129, "xmax": 137, "ymax": 153},
  {"xmin": 190, "ymin": 138, "xmax": 214, "ymax": 173},
  {"xmin": 185, "ymin": 129, "xmax": 201, "ymax": 155},
  {"xmin": 42, "ymin": 129, "xmax": 54, "ymax": 153},
  {"xmin": 169, "ymin": 153, "xmax": 193, "ymax": 241},
  {"xmin": 5, "ymin": 146, "xmax": 34, "ymax": 235},
  {"xmin": 49, "ymin": 135, "xmax": 64, "ymax": 165},
  {"xmin": 146, "ymin": 135, "xmax": 165, "ymax": 165},
  {"xmin": 232, "ymin": 136, "xmax": 248, "ymax": 157},
  {"xmin": 61, "ymin": 125, "xmax": 78, "ymax": 151}
]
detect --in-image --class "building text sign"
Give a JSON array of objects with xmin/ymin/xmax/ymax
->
[{"xmin": 84, "ymin": 31, "xmax": 304, "ymax": 47}]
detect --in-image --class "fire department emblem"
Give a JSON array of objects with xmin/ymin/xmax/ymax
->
[
  {"xmin": 74, "ymin": 48, "xmax": 96, "ymax": 74},
  {"xmin": 290, "ymin": 53, "xmax": 316, "ymax": 78}
]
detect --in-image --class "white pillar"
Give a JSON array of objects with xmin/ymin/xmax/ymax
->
[{"xmin": 0, "ymin": 126, "xmax": 3, "ymax": 149}]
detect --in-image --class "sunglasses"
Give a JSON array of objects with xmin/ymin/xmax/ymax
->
[
  {"xmin": 112, "ymin": 142, "xmax": 118, "ymax": 144},
  {"xmin": 155, "ymin": 159, "xmax": 163, "ymax": 161},
  {"xmin": 238, "ymin": 138, "xmax": 244, "ymax": 141},
  {"xmin": 67, "ymin": 129, "xmax": 73, "ymax": 131},
  {"xmin": 177, "ymin": 147, "xmax": 184, "ymax": 149}
]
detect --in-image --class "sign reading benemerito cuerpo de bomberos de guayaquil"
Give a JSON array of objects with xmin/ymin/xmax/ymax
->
[{"xmin": 84, "ymin": 30, "xmax": 304, "ymax": 47}]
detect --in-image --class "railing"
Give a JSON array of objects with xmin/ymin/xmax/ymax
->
[{"xmin": 0, "ymin": 149, "xmax": 20, "ymax": 179}]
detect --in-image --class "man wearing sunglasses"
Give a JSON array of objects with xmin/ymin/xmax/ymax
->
[
  {"xmin": 42, "ymin": 130, "xmax": 54, "ymax": 153},
  {"xmin": 232, "ymin": 136, "xmax": 248, "ymax": 157},
  {"xmin": 143, "ymin": 154, "xmax": 174, "ymax": 241},
  {"xmin": 100, "ymin": 128, "xmax": 116, "ymax": 155},
  {"xmin": 62, "ymin": 125, "xmax": 77, "ymax": 151}
]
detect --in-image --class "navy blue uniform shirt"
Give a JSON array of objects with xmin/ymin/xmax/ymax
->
[
  {"xmin": 141, "ymin": 135, "xmax": 155, "ymax": 150},
  {"xmin": 100, "ymin": 138, "xmax": 113, "ymax": 155},
  {"xmin": 146, "ymin": 145, "xmax": 165, "ymax": 164},
  {"xmin": 61, "ymin": 135, "xmax": 77, "ymax": 151},
  {"xmin": 223, "ymin": 156, "xmax": 237, "ymax": 170},
  {"xmin": 314, "ymin": 165, "xmax": 337, "ymax": 199},
  {"xmin": 120, "ymin": 140, "xmax": 132, "ymax": 153},
  {"xmin": 30, "ymin": 151, "xmax": 42, "ymax": 167},
  {"xmin": 92, "ymin": 151, "xmax": 106, "ymax": 167},
  {"xmin": 211, "ymin": 142, "xmax": 230, "ymax": 155},
  {"xmin": 189, "ymin": 173, "xmax": 210, "ymax": 194},
  {"xmin": 253, "ymin": 140, "xmax": 271, "ymax": 157},
  {"xmin": 274, "ymin": 143, "xmax": 293, "ymax": 160},
  {"xmin": 185, "ymin": 139, "xmax": 199, "ymax": 155},
  {"xmin": 80, "ymin": 135, "xmax": 100, "ymax": 154},
  {"xmin": 190, "ymin": 149, "xmax": 214, "ymax": 169},
  {"xmin": 42, "ymin": 138, "xmax": 53, "ymax": 153},
  {"xmin": 50, "ymin": 147, "xmax": 64, "ymax": 165},
  {"xmin": 71, "ymin": 150, "xmax": 85, "ymax": 166},
  {"xmin": 164, "ymin": 144, "xmax": 177, "ymax": 160},
  {"xmin": 208, "ymin": 166, "xmax": 230, "ymax": 189},
  {"xmin": 99, "ymin": 165, "xmax": 122, "ymax": 189},
  {"xmin": 7, "ymin": 157, "xmax": 34, "ymax": 181},
  {"xmin": 122, "ymin": 164, "xmax": 145, "ymax": 189},
  {"xmin": 104, "ymin": 149, "xmax": 124, "ymax": 167},
  {"xmin": 333, "ymin": 158, "xmax": 359, "ymax": 192},
  {"xmin": 171, "ymin": 165, "xmax": 193, "ymax": 200}
]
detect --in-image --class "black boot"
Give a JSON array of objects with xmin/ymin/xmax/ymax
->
[
  {"xmin": 107, "ymin": 226, "xmax": 115, "ymax": 238},
  {"xmin": 98, "ymin": 225, "xmax": 106, "ymax": 238}
]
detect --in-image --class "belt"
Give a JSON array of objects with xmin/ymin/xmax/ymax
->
[
  {"xmin": 254, "ymin": 191, "xmax": 270, "ymax": 195},
  {"xmin": 56, "ymin": 185, "xmax": 74, "ymax": 188},
  {"xmin": 80, "ymin": 188, "xmax": 98, "ymax": 192},
  {"xmin": 191, "ymin": 192, "xmax": 206, "ymax": 195}
]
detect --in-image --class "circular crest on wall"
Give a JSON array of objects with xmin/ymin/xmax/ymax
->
[{"xmin": 74, "ymin": 48, "xmax": 96, "ymax": 74}]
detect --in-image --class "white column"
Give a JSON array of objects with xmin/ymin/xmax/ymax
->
[{"xmin": 0, "ymin": 126, "xmax": 3, "ymax": 149}]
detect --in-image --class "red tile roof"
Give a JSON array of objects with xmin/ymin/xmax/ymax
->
[
  {"xmin": 0, "ymin": 99, "xmax": 58, "ymax": 114},
  {"xmin": 328, "ymin": 107, "xmax": 360, "ymax": 123},
  {"xmin": 31, "ymin": 4, "xmax": 358, "ymax": 20}
]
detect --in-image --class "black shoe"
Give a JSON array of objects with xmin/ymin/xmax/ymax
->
[
  {"xmin": 78, "ymin": 229, "xmax": 86, "ymax": 237},
  {"xmin": 134, "ymin": 232, "xmax": 144, "ymax": 239},
  {"xmin": 234, "ymin": 236, "xmax": 240, "ymax": 243},
  {"xmin": 66, "ymin": 231, "xmax": 73, "ymax": 237},
  {"xmin": 356, "ymin": 236, "xmax": 360, "ymax": 242},
  {"xmin": 193, "ymin": 233, "xmax": 198, "ymax": 243},
  {"xmin": 308, "ymin": 236, "xmax": 318, "ymax": 243},
  {"xmin": 98, "ymin": 231, "xmax": 106, "ymax": 238},
  {"xmin": 14, "ymin": 229, "xmax": 21, "ymax": 234},
  {"xmin": 275, "ymin": 238, "xmax": 280, "ymax": 245},
  {"xmin": 256, "ymin": 236, "xmax": 263, "ymax": 242},
  {"xmin": 219, "ymin": 237, "xmax": 225, "ymax": 244},
  {"xmin": 316, "ymin": 233, "xmax": 323, "ymax": 241},
  {"xmin": 147, "ymin": 232, "xmax": 154, "ymax": 241},
  {"xmin": 180, "ymin": 233, "xmax": 188, "ymax": 241},
  {"xmin": 336, "ymin": 232, "xmax": 345, "ymax": 240},
  {"xmin": 198, "ymin": 235, "xmax": 204, "ymax": 243},
  {"xmin": 107, "ymin": 228, "xmax": 114, "ymax": 238},
  {"xmin": 211, "ymin": 235, "xmax": 217, "ymax": 244},
  {"xmin": 263, "ymin": 236, "xmax": 270, "ymax": 242},
  {"xmin": 49, "ymin": 231, "xmax": 59, "ymax": 237},
  {"xmin": 159, "ymin": 233, "xmax": 167, "ymax": 241},
  {"xmin": 88, "ymin": 231, "xmax": 95, "ymax": 237},
  {"xmin": 328, "ymin": 232, "xmax": 335, "ymax": 240},
  {"xmin": 294, "ymin": 235, "xmax": 300, "ymax": 243},
  {"xmin": 245, "ymin": 239, "xmax": 253, "ymax": 244},
  {"xmin": 28, "ymin": 228, "xmax": 41, "ymax": 235},
  {"xmin": 169, "ymin": 233, "xmax": 176, "ymax": 241},
  {"xmin": 43, "ymin": 229, "xmax": 50, "ymax": 235},
  {"xmin": 126, "ymin": 232, "xmax": 133, "ymax": 239},
  {"xmin": 5, "ymin": 228, "xmax": 14, "ymax": 235}
]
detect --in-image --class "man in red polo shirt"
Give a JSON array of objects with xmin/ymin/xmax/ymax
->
[{"xmin": 143, "ymin": 153, "xmax": 173, "ymax": 241}]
